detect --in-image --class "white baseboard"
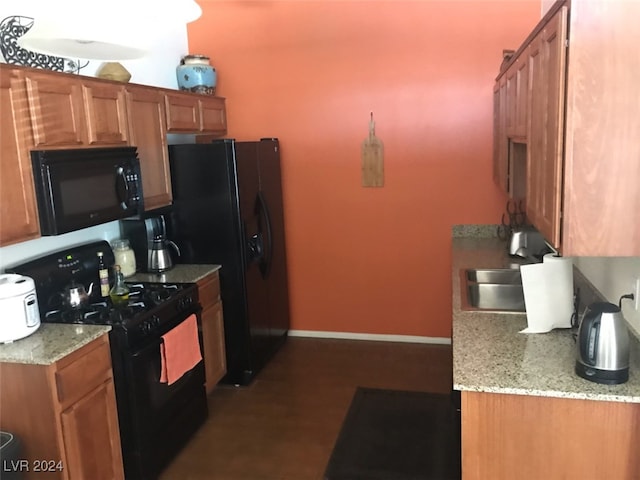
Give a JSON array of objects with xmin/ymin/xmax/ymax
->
[{"xmin": 288, "ymin": 330, "xmax": 451, "ymax": 345}]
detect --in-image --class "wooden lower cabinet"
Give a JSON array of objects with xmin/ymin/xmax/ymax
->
[
  {"xmin": 461, "ymin": 391, "xmax": 640, "ymax": 479},
  {"xmin": 0, "ymin": 335, "xmax": 124, "ymax": 480},
  {"xmin": 197, "ymin": 271, "xmax": 227, "ymax": 394}
]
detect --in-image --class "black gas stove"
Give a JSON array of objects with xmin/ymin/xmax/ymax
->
[
  {"xmin": 9, "ymin": 240, "xmax": 207, "ymax": 480},
  {"xmin": 9, "ymin": 242, "xmax": 198, "ymax": 342}
]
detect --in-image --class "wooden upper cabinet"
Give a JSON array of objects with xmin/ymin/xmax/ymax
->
[
  {"xmin": 126, "ymin": 85, "xmax": 172, "ymax": 210},
  {"xmin": 200, "ymin": 96, "xmax": 227, "ymax": 133},
  {"xmin": 24, "ymin": 70, "xmax": 129, "ymax": 148},
  {"xmin": 164, "ymin": 91, "xmax": 227, "ymax": 134},
  {"xmin": 526, "ymin": 6, "xmax": 567, "ymax": 249},
  {"xmin": 492, "ymin": 76, "xmax": 508, "ymax": 193},
  {"xmin": 562, "ymin": 0, "xmax": 640, "ymax": 255},
  {"xmin": 0, "ymin": 66, "xmax": 40, "ymax": 246},
  {"xmin": 24, "ymin": 70, "xmax": 86, "ymax": 147},
  {"xmin": 164, "ymin": 92, "xmax": 200, "ymax": 132},
  {"xmin": 81, "ymin": 80, "xmax": 129, "ymax": 146},
  {"xmin": 514, "ymin": 55, "xmax": 529, "ymax": 138}
]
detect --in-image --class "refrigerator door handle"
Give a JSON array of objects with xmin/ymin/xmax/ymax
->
[
  {"xmin": 257, "ymin": 191, "xmax": 273, "ymax": 278},
  {"xmin": 248, "ymin": 232, "xmax": 264, "ymax": 263}
]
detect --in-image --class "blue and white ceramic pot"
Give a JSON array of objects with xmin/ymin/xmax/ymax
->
[{"xmin": 176, "ymin": 55, "xmax": 216, "ymax": 95}]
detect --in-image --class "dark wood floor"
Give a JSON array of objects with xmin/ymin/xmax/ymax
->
[{"xmin": 159, "ymin": 336, "xmax": 453, "ymax": 480}]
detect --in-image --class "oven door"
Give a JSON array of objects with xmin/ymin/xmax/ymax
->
[
  {"xmin": 31, "ymin": 147, "xmax": 143, "ymax": 235},
  {"xmin": 125, "ymin": 310, "xmax": 208, "ymax": 478}
]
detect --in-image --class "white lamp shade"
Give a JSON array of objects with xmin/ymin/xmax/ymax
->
[
  {"xmin": 16, "ymin": 0, "xmax": 202, "ymax": 61},
  {"xmin": 17, "ymin": 18, "xmax": 150, "ymax": 60}
]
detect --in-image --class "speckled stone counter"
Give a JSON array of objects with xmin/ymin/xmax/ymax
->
[
  {"xmin": 452, "ymin": 236, "xmax": 640, "ymax": 403},
  {"xmin": 126, "ymin": 264, "xmax": 221, "ymax": 284},
  {"xmin": 0, "ymin": 324, "xmax": 111, "ymax": 365}
]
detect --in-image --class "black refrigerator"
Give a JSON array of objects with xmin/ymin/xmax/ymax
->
[{"xmin": 167, "ymin": 138, "xmax": 290, "ymax": 386}]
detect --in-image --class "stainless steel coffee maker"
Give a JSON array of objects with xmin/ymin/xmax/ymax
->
[{"xmin": 121, "ymin": 216, "xmax": 180, "ymax": 273}]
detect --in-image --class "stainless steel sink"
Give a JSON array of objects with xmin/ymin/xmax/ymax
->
[
  {"xmin": 466, "ymin": 268, "xmax": 521, "ymax": 284},
  {"xmin": 460, "ymin": 268, "xmax": 525, "ymax": 312}
]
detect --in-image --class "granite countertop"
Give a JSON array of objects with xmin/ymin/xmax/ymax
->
[
  {"xmin": 452, "ymin": 234, "xmax": 640, "ymax": 403},
  {"xmin": 0, "ymin": 324, "xmax": 111, "ymax": 366},
  {"xmin": 127, "ymin": 264, "xmax": 221, "ymax": 284}
]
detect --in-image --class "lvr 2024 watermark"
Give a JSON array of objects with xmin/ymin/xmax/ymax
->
[{"xmin": 3, "ymin": 459, "xmax": 63, "ymax": 473}]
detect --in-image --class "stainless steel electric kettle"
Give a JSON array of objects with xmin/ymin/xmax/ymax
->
[
  {"xmin": 575, "ymin": 301, "xmax": 629, "ymax": 384},
  {"xmin": 148, "ymin": 235, "xmax": 181, "ymax": 273}
]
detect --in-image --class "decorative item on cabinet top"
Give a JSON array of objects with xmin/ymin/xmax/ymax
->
[
  {"xmin": 96, "ymin": 62, "xmax": 132, "ymax": 83},
  {"xmin": 176, "ymin": 54, "xmax": 217, "ymax": 95},
  {"xmin": 0, "ymin": 15, "xmax": 88, "ymax": 73}
]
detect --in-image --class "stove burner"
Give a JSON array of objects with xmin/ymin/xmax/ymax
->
[{"xmin": 41, "ymin": 282, "xmax": 193, "ymax": 327}]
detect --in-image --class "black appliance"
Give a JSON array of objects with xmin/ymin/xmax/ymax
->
[
  {"xmin": 168, "ymin": 138, "xmax": 290, "ymax": 386},
  {"xmin": 31, "ymin": 147, "xmax": 144, "ymax": 235},
  {"xmin": 9, "ymin": 241, "xmax": 207, "ymax": 480},
  {"xmin": 122, "ymin": 215, "xmax": 174, "ymax": 273}
]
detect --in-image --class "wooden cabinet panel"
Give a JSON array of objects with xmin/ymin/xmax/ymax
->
[
  {"xmin": 55, "ymin": 338, "xmax": 111, "ymax": 408},
  {"xmin": 164, "ymin": 92, "xmax": 200, "ymax": 132},
  {"xmin": 201, "ymin": 300, "xmax": 227, "ymax": 393},
  {"xmin": 514, "ymin": 56, "xmax": 529, "ymax": 138},
  {"xmin": 492, "ymin": 77, "xmax": 508, "ymax": 193},
  {"xmin": 0, "ymin": 66, "xmax": 40, "ymax": 246},
  {"xmin": 526, "ymin": 6, "xmax": 567, "ymax": 248},
  {"xmin": 197, "ymin": 271, "xmax": 227, "ymax": 394},
  {"xmin": 126, "ymin": 86, "xmax": 172, "ymax": 210},
  {"xmin": 200, "ymin": 96, "xmax": 227, "ymax": 133},
  {"xmin": 165, "ymin": 91, "xmax": 227, "ymax": 134},
  {"xmin": 24, "ymin": 71, "xmax": 86, "ymax": 147},
  {"xmin": 562, "ymin": 0, "xmax": 640, "ymax": 255},
  {"xmin": 462, "ymin": 391, "xmax": 640, "ymax": 480},
  {"xmin": 24, "ymin": 71, "xmax": 130, "ymax": 149},
  {"xmin": 81, "ymin": 81, "xmax": 129, "ymax": 146},
  {"xmin": 61, "ymin": 380, "xmax": 124, "ymax": 480}
]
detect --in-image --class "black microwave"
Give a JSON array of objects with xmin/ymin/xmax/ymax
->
[{"xmin": 31, "ymin": 147, "xmax": 144, "ymax": 235}]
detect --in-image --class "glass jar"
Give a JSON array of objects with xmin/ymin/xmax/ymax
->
[
  {"xmin": 176, "ymin": 54, "xmax": 217, "ymax": 95},
  {"xmin": 112, "ymin": 239, "xmax": 136, "ymax": 277}
]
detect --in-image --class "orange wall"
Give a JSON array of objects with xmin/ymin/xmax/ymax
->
[{"xmin": 188, "ymin": 1, "xmax": 539, "ymax": 338}]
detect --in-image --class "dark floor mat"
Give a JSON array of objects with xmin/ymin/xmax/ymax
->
[{"xmin": 324, "ymin": 387, "xmax": 461, "ymax": 480}]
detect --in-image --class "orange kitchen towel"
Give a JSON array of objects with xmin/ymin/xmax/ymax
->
[{"xmin": 159, "ymin": 314, "xmax": 202, "ymax": 385}]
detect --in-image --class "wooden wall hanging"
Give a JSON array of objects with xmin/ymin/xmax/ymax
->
[{"xmin": 361, "ymin": 112, "xmax": 384, "ymax": 187}]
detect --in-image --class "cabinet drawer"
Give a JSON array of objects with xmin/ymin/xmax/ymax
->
[
  {"xmin": 198, "ymin": 272, "xmax": 220, "ymax": 307},
  {"xmin": 55, "ymin": 339, "xmax": 112, "ymax": 408}
]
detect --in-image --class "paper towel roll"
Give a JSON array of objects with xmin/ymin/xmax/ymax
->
[{"xmin": 519, "ymin": 254, "xmax": 574, "ymax": 334}]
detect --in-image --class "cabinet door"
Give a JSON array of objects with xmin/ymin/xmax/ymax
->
[
  {"xmin": 200, "ymin": 96, "xmax": 227, "ymax": 134},
  {"xmin": 562, "ymin": 0, "xmax": 640, "ymax": 255},
  {"xmin": 81, "ymin": 81, "xmax": 129, "ymax": 145},
  {"xmin": 126, "ymin": 86, "xmax": 172, "ymax": 210},
  {"xmin": 492, "ymin": 76, "xmax": 508, "ymax": 193},
  {"xmin": 164, "ymin": 92, "xmax": 200, "ymax": 132},
  {"xmin": 505, "ymin": 66, "xmax": 518, "ymax": 137},
  {"xmin": 0, "ymin": 67, "xmax": 40, "ymax": 246},
  {"xmin": 514, "ymin": 56, "xmax": 529, "ymax": 138},
  {"xmin": 201, "ymin": 300, "xmax": 227, "ymax": 394},
  {"xmin": 526, "ymin": 6, "xmax": 567, "ymax": 248},
  {"xmin": 24, "ymin": 71, "xmax": 86, "ymax": 147},
  {"xmin": 60, "ymin": 379, "xmax": 124, "ymax": 480}
]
